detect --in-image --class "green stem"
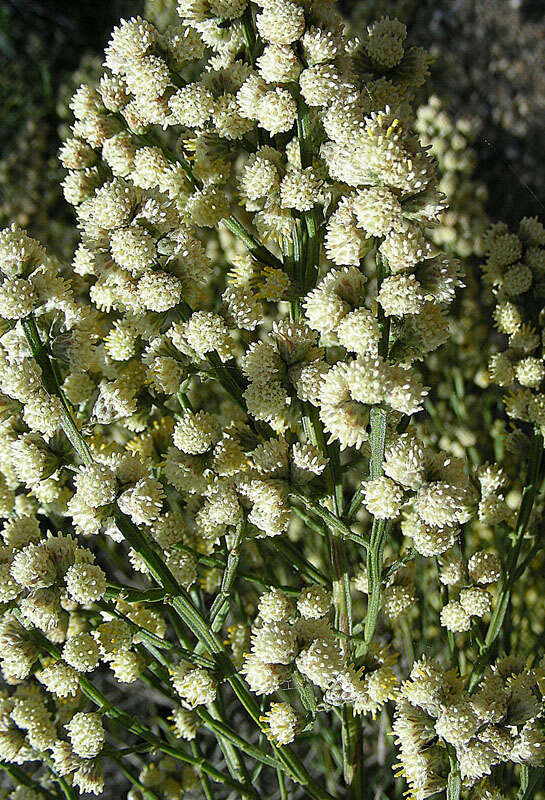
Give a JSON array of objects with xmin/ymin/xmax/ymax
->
[
  {"xmin": 469, "ymin": 430, "xmax": 543, "ymax": 690},
  {"xmin": 0, "ymin": 762, "xmax": 58, "ymax": 800},
  {"xmin": 289, "ymin": 489, "xmax": 369, "ymax": 549},
  {"xmin": 110, "ymin": 754, "xmax": 161, "ymax": 800},
  {"xmin": 446, "ymin": 746, "xmax": 461, "ymax": 800},
  {"xmin": 207, "ymin": 518, "xmax": 246, "ymax": 632}
]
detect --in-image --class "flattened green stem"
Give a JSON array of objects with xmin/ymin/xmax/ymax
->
[
  {"xmin": 289, "ymin": 489, "xmax": 369, "ymax": 550},
  {"xmin": 359, "ymin": 250, "xmax": 391, "ymax": 658},
  {"xmin": 446, "ymin": 746, "xmax": 461, "ymax": 800},
  {"xmin": 207, "ymin": 518, "xmax": 246, "ymax": 632},
  {"xmin": 222, "ymin": 216, "xmax": 284, "ymax": 269}
]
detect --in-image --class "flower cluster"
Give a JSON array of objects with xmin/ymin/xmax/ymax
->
[
  {"xmin": 0, "ymin": 1, "xmax": 543, "ymax": 799},
  {"xmin": 395, "ymin": 655, "xmax": 545, "ymax": 796}
]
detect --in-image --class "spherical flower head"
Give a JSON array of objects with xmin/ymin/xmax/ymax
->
[
  {"xmin": 131, "ymin": 145, "xmax": 170, "ymax": 190},
  {"xmin": 352, "ymin": 186, "xmax": 403, "ymax": 237},
  {"xmin": 365, "ymin": 17, "xmax": 406, "ymax": 69},
  {"xmin": 280, "ymin": 166, "xmax": 322, "ymax": 212},
  {"xmin": 503, "ymin": 262, "xmax": 532, "ymax": 296},
  {"xmin": 23, "ymin": 391, "xmax": 64, "ymax": 438},
  {"xmin": 106, "ymin": 16, "xmax": 157, "ymax": 67},
  {"xmin": 213, "ymin": 94, "xmax": 255, "ymax": 140},
  {"xmin": 102, "ymin": 131, "xmax": 137, "ymax": 177},
  {"xmin": 336, "ymin": 309, "xmax": 380, "ymax": 356},
  {"xmin": 258, "ymin": 588, "xmax": 294, "ymax": 623},
  {"xmin": 182, "ymin": 311, "xmax": 233, "ymax": 362},
  {"xmin": 485, "ymin": 231, "xmax": 522, "ymax": 269},
  {"xmin": 478, "ymin": 493, "xmax": 511, "ymax": 525},
  {"xmin": 169, "ymin": 83, "xmax": 215, "ymax": 128},
  {"xmin": 404, "ymin": 515, "xmax": 458, "ymax": 558},
  {"xmin": 186, "ymin": 187, "xmax": 230, "ymax": 228},
  {"xmin": 515, "ymin": 356, "xmax": 545, "ymax": 389},
  {"xmin": 10, "ymin": 542, "xmax": 56, "ymax": 590},
  {"xmin": 458, "ymin": 739, "xmax": 496, "ymax": 782},
  {"xmin": 256, "ymin": 0, "xmax": 305, "ymax": 45},
  {"xmin": 251, "ymin": 621, "xmax": 297, "ymax": 665},
  {"xmin": 244, "ymin": 380, "xmax": 288, "ymax": 422},
  {"xmin": 383, "ymin": 584, "xmax": 415, "ymax": 620},
  {"xmin": 384, "ymin": 434, "xmax": 426, "ymax": 490},
  {"xmin": 92, "ymin": 619, "xmax": 133, "ymax": 661},
  {"xmin": 297, "ymin": 585, "xmax": 332, "ymax": 619},
  {"xmin": 62, "ymin": 632, "xmax": 101, "ymax": 672},
  {"xmin": 459, "ymin": 587, "xmax": 492, "ymax": 618},
  {"xmin": 241, "ymin": 341, "xmax": 282, "ymax": 384},
  {"xmin": 173, "ymin": 410, "xmax": 220, "ymax": 455},
  {"xmin": 519, "ymin": 216, "xmax": 545, "ymax": 246},
  {"xmin": 325, "ymin": 205, "xmax": 370, "ymax": 266},
  {"xmin": 242, "ymin": 654, "xmax": 287, "ymax": 695},
  {"xmin": 62, "ymin": 167, "xmax": 102, "ymax": 206},
  {"xmin": 38, "ymin": 661, "xmax": 80, "ymax": 698},
  {"xmin": 98, "ymin": 73, "xmax": 130, "ymax": 112},
  {"xmin": 261, "ymin": 702, "xmax": 298, "ymax": 745},
  {"xmin": 240, "ymin": 148, "xmax": 281, "ymax": 203},
  {"xmin": 11, "ymin": 695, "xmax": 56, "ymax": 751},
  {"xmin": 124, "ymin": 54, "xmax": 170, "ymax": 101},
  {"xmin": 256, "ymin": 88, "xmax": 297, "ymax": 135},
  {"xmin": 379, "ymin": 223, "xmax": 433, "ymax": 272},
  {"xmin": 65, "ymin": 563, "xmax": 107, "ymax": 605},
  {"xmin": 292, "ymin": 359, "xmax": 328, "ymax": 406},
  {"xmin": 493, "ymin": 300, "xmax": 523, "ymax": 334},
  {"xmin": 110, "ymin": 226, "xmax": 156, "ymax": 276},
  {"xmin": 257, "ymin": 43, "xmax": 301, "ymax": 83},
  {"xmin": 148, "ymin": 355, "xmax": 188, "ymax": 395},
  {"xmin": 296, "ymin": 638, "xmax": 344, "ymax": 690},
  {"xmin": 172, "ymin": 707, "xmax": 197, "ymax": 741},
  {"xmin": 223, "ymin": 285, "xmax": 264, "ymax": 331},
  {"xmin": 0, "ymin": 278, "xmax": 37, "ymax": 319},
  {"xmin": 138, "ymin": 270, "xmax": 182, "ymax": 312},
  {"xmin": 66, "ymin": 711, "xmax": 104, "ymax": 758},
  {"xmin": 91, "ymin": 180, "xmax": 137, "ymax": 230},
  {"xmin": 440, "ymin": 600, "xmax": 471, "ymax": 633},
  {"xmin": 172, "ymin": 666, "xmax": 217, "ymax": 707},
  {"xmin": 318, "ymin": 363, "xmax": 371, "ymax": 450},
  {"xmin": 363, "ymin": 476, "xmax": 405, "ymax": 519},
  {"xmin": 0, "ymin": 224, "xmax": 46, "ymax": 277},
  {"xmin": 468, "ymin": 551, "xmax": 501, "ymax": 584},
  {"xmin": 435, "ymin": 700, "xmax": 479, "ymax": 746},
  {"xmin": 291, "ymin": 441, "xmax": 328, "ymax": 477},
  {"xmin": 304, "ymin": 287, "xmax": 348, "ymax": 335},
  {"xmin": 117, "ymin": 477, "xmax": 164, "ymax": 525},
  {"xmin": 413, "ymin": 481, "xmax": 470, "ymax": 529},
  {"xmin": 59, "ymin": 137, "xmax": 97, "ymax": 170},
  {"xmin": 300, "ymin": 63, "xmax": 348, "ymax": 109},
  {"xmin": 110, "ymin": 650, "xmax": 145, "ymax": 683},
  {"xmin": 378, "ymin": 274, "xmax": 424, "ymax": 317},
  {"xmin": 74, "ymin": 463, "xmax": 117, "ymax": 509},
  {"xmin": 2, "ymin": 516, "xmax": 41, "ymax": 549}
]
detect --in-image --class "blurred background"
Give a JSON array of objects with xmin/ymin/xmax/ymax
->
[{"xmin": 1, "ymin": 0, "xmax": 545, "ymax": 256}]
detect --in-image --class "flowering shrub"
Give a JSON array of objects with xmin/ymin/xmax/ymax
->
[{"xmin": 0, "ymin": 2, "xmax": 544, "ymax": 799}]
